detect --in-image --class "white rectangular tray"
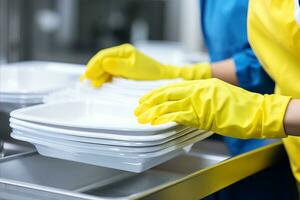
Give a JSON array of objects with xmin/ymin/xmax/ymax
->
[
  {"xmin": 10, "ymin": 100, "xmax": 177, "ymax": 133},
  {"xmin": 10, "ymin": 122, "xmax": 192, "ymax": 146},
  {"xmin": 11, "ymin": 127, "xmax": 206, "ymax": 153},
  {"xmin": 10, "ymin": 118, "xmax": 184, "ymax": 141},
  {"xmin": 11, "ymin": 131, "xmax": 213, "ymax": 172}
]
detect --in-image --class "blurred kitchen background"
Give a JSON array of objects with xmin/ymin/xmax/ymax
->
[{"xmin": 0, "ymin": 0, "xmax": 207, "ymax": 65}]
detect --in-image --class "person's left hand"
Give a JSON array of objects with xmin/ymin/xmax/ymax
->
[
  {"xmin": 81, "ymin": 44, "xmax": 211, "ymax": 88},
  {"xmin": 135, "ymin": 78, "xmax": 290, "ymax": 139}
]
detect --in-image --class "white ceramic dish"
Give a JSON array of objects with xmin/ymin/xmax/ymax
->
[
  {"xmin": 11, "ymin": 127, "xmax": 205, "ymax": 153},
  {"xmin": 0, "ymin": 61, "xmax": 83, "ymax": 95},
  {"xmin": 44, "ymin": 87, "xmax": 139, "ymax": 104},
  {"xmin": 44, "ymin": 81, "xmax": 145, "ymax": 104},
  {"xmin": 10, "ymin": 122, "xmax": 194, "ymax": 146},
  {"xmin": 0, "ymin": 93, "xmax": 46, "ymax": 99},
  {"xmin": 101, "ymin": 84, "xmax": 149, "ymax": 97},
  {"xmin": 10, "ymin": 118, "xmax": 186, "ymax": 141},
  {"xmin": 111, "ymin": 78, "xmax": 180, "ymax": 90},
  {"xmin": 11, "ymin": 131, "xmax": 212, "ymax": 172},
  {"xmin": 44, "ymin": 77, "xmax": 178, "ymax": 105},
  {"xmin": 11, "ymin": 131, "xmax": 207, "ymax": 159},
  {"xmin": 34, "ymin": 144, "xmax": 184, "ymax": 173},
  {"xmin": 10, "ymin": 100, "xmax": 177, "ymax": 132},
  {"xmin": 0, "ymin": 95, "xmax": 43, "ymax": 104},
  {"xmin": 79, "ymin": 82, "xmax": 147, "ymax": 97},
  {"xmin": 11, "ymin": 130, "xmax": 212, "ymax": 158},
  {"xmin": 43, "ymin": 87, "xmax": 140, "ymax": 105}
]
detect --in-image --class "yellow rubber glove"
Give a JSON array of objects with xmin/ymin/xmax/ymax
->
[
  {"xmin": 81, "ymin": 44, "xmax": 211, "ymax": 87},
  {"xmin": 135, "ymin": 78, "xmax": 291, "ymax": 139}
]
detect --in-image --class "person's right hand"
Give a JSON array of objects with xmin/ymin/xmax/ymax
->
[
  {"xmin": 81, "ymin": 44, "xmax": 212, "ymax": 87},
  {"xmin": 135, "ymin": 78, "xmax": 291, "ymax": 139}
]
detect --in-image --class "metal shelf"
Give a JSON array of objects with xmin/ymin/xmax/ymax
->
[{"xmin": 0, "ymin": 140, "xmax": 285, "ymax": 200}]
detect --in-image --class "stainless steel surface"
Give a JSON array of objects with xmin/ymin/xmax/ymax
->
[
  {"xmin": 0, "ymin": 102, "xmax": 18, "ymax": 140},
  {"xmin": 0, "ymin": 140, "xmax": 3, "ymax": 158},
  {"xmin": 0, "ymin": 152, "xmax": 134, "ymax": 200},
  {"xmin": 1, "ymin": 139, "xmax": 35, "ymax": 157},
  {"xmin": 0, "ymin": 135, "xmax": 35, "ymax": 158},
  {"xmin": 0, "ymin": 140, "xmax": 228, "ymax": 200},
  {"xmin": 0, "ymin": 140, "xmax": 286, "ymax": 200},
  {"xmin": 0, "ymin": 102, "xmax": 37, "ymax": 140},
  {"xmin": 134, "ymin": 141, "xmax": 285, "ymax": 200},
  {"xmin": 0, "ymin": 152, "xmax": 134, "ymax": 190},
  {"xmin": 85, "ymin": 153, "xmax": 225, "ymax": 198}
]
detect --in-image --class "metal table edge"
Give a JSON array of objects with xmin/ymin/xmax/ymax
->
[{"xmin": 131, "ymin": 141, "xmax": 285, "ymax": 200}]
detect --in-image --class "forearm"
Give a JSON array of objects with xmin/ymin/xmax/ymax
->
[
  {"xmin": 284, "ymin": 99, "xmax": 300, "ymax": 136},
  {"xmin": 210, "ymin": 59, "xmax": 239, "ymax": 86}
]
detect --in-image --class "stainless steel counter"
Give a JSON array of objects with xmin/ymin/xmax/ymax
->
[
  {"xmin": 1, "ymin": 140, "xmax": 34, "ymax": 157},
  {"xmin": 135, "ymin": 141, "xmax": 285, "ymax": 200},
  {"xmin": 0, "ymin": 139, "xmax": 286, "ymax": 200}
]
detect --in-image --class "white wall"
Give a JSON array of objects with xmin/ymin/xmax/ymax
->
[
  {"xmin": 179, "ymin": 0, "xmax": 204, "ymax": 52},
  {"xmin": 164, "ymin": 0, "xmax": 204, "ymax": 52}
]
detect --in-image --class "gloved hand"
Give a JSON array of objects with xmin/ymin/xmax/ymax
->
[
  {"xmin": 135, "ymin": 78, "xmax": 291, "ymax": 139},
  {"xmin": 81, "ymin": 44, "xmax": 211, "ymax": 87}
]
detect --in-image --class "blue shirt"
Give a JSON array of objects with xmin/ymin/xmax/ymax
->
[
  {"xmin": 200, "ymin": 0, "xmax": 275, "ymax": 94},
  {"xmin": 200, "ymin": 0, "xmax": 275, "ymax": 156}
]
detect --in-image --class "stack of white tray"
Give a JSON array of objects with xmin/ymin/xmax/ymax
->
[
  {"xmin": 10, "ymin": 100, "xmax": 212, "ymax": 172},
  {"xmin": 0, "ymin": 61, "xmax": 83, "ymax": 104},
  {"xmin": 43, "ymin": 78, "xmax": 180, "ymax": 104},
  {"xmin": 0, "ymin": 61, "xmax": 83, "ymax": 140},
  {"xmin": 10, "ymin": 78, "xmax": 212, "ymax": 173}
]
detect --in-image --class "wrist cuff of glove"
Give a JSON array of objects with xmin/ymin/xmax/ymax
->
[
  {"xmin": 179, "ymin": 63, "xmax": 212, "ymax": 80},
  {"xmin": 160, "ymin": 65, "xmax": 182, "ymax": 79},
  {"xmin": 161, "ymin": 63, "xmax": 212, "ymax": 80},
  {"xmin": 262, "ymin": 94, "xmax": 291, "ymax": 138}
]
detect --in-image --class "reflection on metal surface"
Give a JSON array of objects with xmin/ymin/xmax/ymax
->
[
  {"xmin": 134, "ymin": 141, "xmax": 285, "ymax": 200},
  {"xmin": 1, "ymin": 140, "xmax": 35, "ymax": 157},
  {"xmin": 0, "ymin": 141, "xmax": 286, "ymax": 200},
  {"xmin": 0, "ymin": 140, "xmax": 226, "ymax": 199}
]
